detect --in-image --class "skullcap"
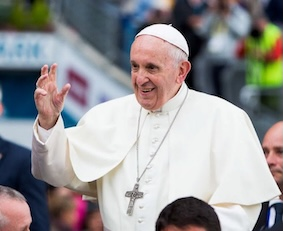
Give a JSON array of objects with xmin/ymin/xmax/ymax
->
[{"xmin": 136, "ymin": 24, "xmax": 189, "ymax": 56}]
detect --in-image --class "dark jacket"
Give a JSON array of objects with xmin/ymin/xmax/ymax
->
[
  {"xmin": 253, "ymin": 201, "xmax": 283, "ymax": 231},
  {"xmin": 0, "ymin": 136, "xmax": 50, "ymax": 231},
  {"xmin": 263, "ymin": 223, "xmax": 283, "ymax": 231},
  {"xmin": 253, "ymin": 202, "xmax": 269, "ymax": 230}
]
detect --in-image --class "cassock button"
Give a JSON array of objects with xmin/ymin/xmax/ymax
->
[
  {"xmin": 145, "ymin": 178, "xmax": 152, "ymax": 183},
  {"xmin": 146, "ymin": 164, "xmax": 152, "ymax": 169},
  {"xmin": 152, "ymin": 138, "xmax": 158, "ymax": 144},
  {"xmin": 153, "ymin": 124, "xmax": 160, "ymax": 129},
  {"xmin": 138, "ymin": 218, "xmax": 144, "ymax": 223},
  {"xmin": 139, "ymin": 205, "xmax": 144, "ymax": 209}
]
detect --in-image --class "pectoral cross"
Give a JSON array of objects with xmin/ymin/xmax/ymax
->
[{"xmin": 125, "ymin": 183, "xmax": 144, "ymax": 216}]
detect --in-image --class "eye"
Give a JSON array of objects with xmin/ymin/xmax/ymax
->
[
  {"xmin": 147, "ymin": 64, "xmax": 155, "ymax": 69},
  {"xmin": 263, "ymin": 148, "xmax": 268, "ymax": 156},
  {"xmin": 131, "ymin": 62, "xmax": 139, "ymax": 71},
  {"xmin": 146, "ymin": 63, "xmax": 158, "ymax": 73},
  {"xmin": 275, "ymin": 148, "xmax": 283, "ymax": 155}
]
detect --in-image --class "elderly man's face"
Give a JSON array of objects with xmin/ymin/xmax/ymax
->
[
  {"xmin": 130, "ymin": 35, "xmax": 188, "ymax": 111},
  {"xmin": 262, "ymin": 122, "xmax": 283, "ymax": 189},
  {"xmin": 0, "ymin": 198, "xmax": 32, "ymax": 231}
]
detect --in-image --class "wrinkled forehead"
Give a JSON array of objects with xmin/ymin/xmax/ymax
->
[
  {"xmin": 135, "ymin": 24, "xmax": 189, "ymax": 56},
  {"xmin": 130, "ymin": 35, "xmax": 176, "ymax": 64}
]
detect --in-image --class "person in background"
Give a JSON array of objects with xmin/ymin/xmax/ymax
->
[
  {"xmin": 253, "ymin": 121, "xmax": 283, "ymax": 231},
  {"xmin": 156, "ymin": 196, "xmax": 221, "ymax": 231},
  {"xmin": 48, "ymin": 187, "xmax": 78, "ymax": 231},
  {"xmin": 0, "ymin": 185, "xmax": 32, "ymax": 231},
  {"xmin": 0, "ymin": 84, "xmax": 50, "ymax": 231},
  {"xmin": 236, "ymin": 12, "xmax": 283, "ymax": 111},
  {"xmin": 195, "ymin": 0, "xmax": 251, "ymax": 97},
  {"xmin": 48, "ymin": 186, "xmax": 93, "ymax": 231},
  {"xmin": 239, "ymin": 0, "xmax": 263, "ymax": 19},
  {"xmin": 82, "ymin": 200, "xmax": 103, "ymax": 231},
  {"xmin": 172, "ymin": 0, "xmax": 208, "ymax": 90},
  {"xmin": 31, "ymin": 23, "xmax": 280, "ymax": 230}
]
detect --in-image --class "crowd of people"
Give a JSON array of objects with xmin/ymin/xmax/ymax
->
[
  {"xmin": 120, "ymin": 0, "xmax": 283, "ymax": 109},
  {"xmin": 0, "ymin": 1, "xmax": 283, "ymax": 231}
]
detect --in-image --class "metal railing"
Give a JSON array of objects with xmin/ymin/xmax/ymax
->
[{"xmin": 50, "ymin": 0, "xmax": 129, "ymax": 70}]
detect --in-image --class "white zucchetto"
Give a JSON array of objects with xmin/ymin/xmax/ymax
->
[{"xmin": 135, "ymin": 24, "xmax": 189, "ymax": 57}]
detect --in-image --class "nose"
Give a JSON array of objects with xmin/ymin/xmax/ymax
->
[
  {"xmin": 134, "ymin": 69, "xmax": 149, "ymax": 85},
  {"xmin": 266, "ymin": 152, "xmax": 277, "ymax": 166}
]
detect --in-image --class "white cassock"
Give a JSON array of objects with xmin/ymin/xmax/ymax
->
[{"xmin": 32, "ymin": 83, "xmax": 280, "ymax": 231}]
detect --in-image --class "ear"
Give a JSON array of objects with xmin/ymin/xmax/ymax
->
[{"xmin": 176, "ymin": 61, "xmax": 191, "ymax": 84}]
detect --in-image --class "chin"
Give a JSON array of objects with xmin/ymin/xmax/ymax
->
[
  {"xmin": 141, "ymin": 104, "xmax": 153, "ymax": 110},
  {"xmin": 138, "ymin": 98, "xmax": 151, "ymax": 109},
  {"xmin": 138, "ymin": 98, "xmax": 161, "ymax": 111}
]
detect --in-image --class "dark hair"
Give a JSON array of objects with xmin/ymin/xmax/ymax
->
[{"xmin": 156, "ymin": 196, "xmax": 221, "ymax": 231}]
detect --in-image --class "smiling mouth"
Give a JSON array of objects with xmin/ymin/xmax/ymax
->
[{"xmin": 141, "ymin": 88, "xmax": 154, "ymax": 93}]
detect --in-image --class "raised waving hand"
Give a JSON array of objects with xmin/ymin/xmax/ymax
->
[{"xmin": 34, "ymin": 63, "xmax": 71, "ymax": 129}]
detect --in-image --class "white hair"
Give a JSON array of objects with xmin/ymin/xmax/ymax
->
[
  {"xmin": 0, "ymin": 186, "xmax": 27, "ymax": 228},
  {"xmin": 166, "ymin": 43, "xmax": 188, "ymax": 67}
]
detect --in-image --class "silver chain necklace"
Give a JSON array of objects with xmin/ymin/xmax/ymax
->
[{"xmin": 125, "ymin": 87, "xmax": 188, "ymax": 215}]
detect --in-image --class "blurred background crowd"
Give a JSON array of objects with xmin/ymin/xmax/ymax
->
[
  {"xmin": 0, "ymin": 0, "xmax": 282, "ymax": 138},
  {"xmin": 0, "ymin": 0, "xmax": 282, "ymax": 230}
]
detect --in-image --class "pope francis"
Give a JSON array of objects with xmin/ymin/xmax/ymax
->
[{"xmin": 31, "ymin": 24, "xmax": 280, "ymax": 231}]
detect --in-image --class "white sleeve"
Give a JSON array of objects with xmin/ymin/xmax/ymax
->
[
  {"xmin": 32, "ymin": 116, "xmax": 74, "ymax": 186},
  {"xmin": 32, "ymin": 116, "xmax": 97, "ymax": 197},
  {"xmin": 37, "ymin": 124, "xmax": 53, "ymax": 143},
  {"xmin": 213, "ymin": 204, "xmax": 261, "ymax": 231}
]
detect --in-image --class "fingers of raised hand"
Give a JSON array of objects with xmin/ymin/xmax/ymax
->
[
  {"xmin": 39, "ymin": 63, "xmax": 57, "ymax": 84},
  {"xmin": 59, "ymin": 83, "xmax": 71, "ymax": 98},
  {"xmin": 36, "ymin": 74, "xmax": 48, "ymax": 89},
  {"xmin": 37, "ymin": 63, "xmax": 58, "ymax": 89},
  {"xmin": 41, "ymin": 64, "xmax": 48, "ymax": 76},
  {"xmin": 49, "ymin": 63, "xmax": 57, "ymax": 81}
]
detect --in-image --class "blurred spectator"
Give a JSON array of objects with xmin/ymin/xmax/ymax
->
[
  {"xmin": 119, "ymin": 0, "xmax": 172, "ymax": 69},
  {"xmin": 83, "ymin": 201, "xmax": 103, "ymax": 231},
  {"xmin": 172, "ymin": 0, "xmax": 208, "ymax": 89},
  {"xmin": 48, "ymin": 186, "xmax": 90, "ymax": 231},
  {"xmin": 239, "ymin": 0, "xmax": 264, "ymax": 18},
  {"xmin": 0, "ymin": 84, "xmax": 50, "ymax": 231},
  {"xmin": 48, "ymin": 187, "xmax": 78, "ymax": 231},
  {"xmin": 195, "ymin": 0, "xmax": 251, "ymax": 97},
  {"xmin": 137, "ymin": 7, "xmax": 171, "ymax": 32},
  {"xmin": 131, "ymin": 0, "xmax": 173, "ymax": 31},
  {"xmin": 236, "ymin": 12, "xmax": 283, "ymax": 111}
]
